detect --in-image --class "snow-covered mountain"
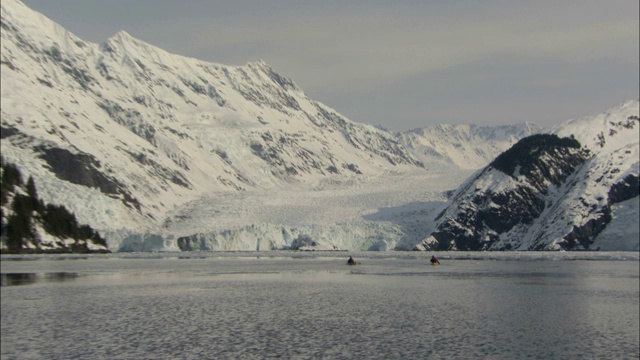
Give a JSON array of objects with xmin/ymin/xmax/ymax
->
[
  {"xmin": 419, "ymin": 100, "xmax": 639, "ymax": 251},
  {"xmin": 2, "ymin": 0, "xmax": 636, "ymax": 252},
  {"xmin": 396, "ymin": 123, "xmax": 541, "ymax": 169},
  {"xmin": 1, "ymin": 0, "xmax": 439, "ymax": 249}
]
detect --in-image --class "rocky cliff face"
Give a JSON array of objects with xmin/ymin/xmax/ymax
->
[{"xmin": 419, "ymin": 101, "xmax": 639, "ymax": 251}]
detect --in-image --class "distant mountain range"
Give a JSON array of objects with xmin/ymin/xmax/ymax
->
[
  {"xmin": 1, "ymin": 0, "xmax": 637, "ymax": 252},
  {"xmin": 397, "ymin": 122, "xmax": 541, "ymax": 169}
]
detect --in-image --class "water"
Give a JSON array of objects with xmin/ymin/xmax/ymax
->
[{"xmin": 1, "ymin": 252, "xmax": 639, "ymax": 359}]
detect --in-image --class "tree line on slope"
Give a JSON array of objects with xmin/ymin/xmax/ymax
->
[{"xmin": 0, "ymin": 156, "xmax": 108, "ymax": 253}]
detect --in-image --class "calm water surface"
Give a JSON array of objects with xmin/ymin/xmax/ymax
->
[{"xmin": 1, "ymin": 252, "xmax": 639, "ymax": 359}]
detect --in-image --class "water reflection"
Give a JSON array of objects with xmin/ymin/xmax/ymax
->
[
  {"xmin": 1, "ymin": 272, "xmax": 79, "ymax": 287},
  {"xmin": 1, "ymin": 273, "xmax": 37, "ymax": 286}
]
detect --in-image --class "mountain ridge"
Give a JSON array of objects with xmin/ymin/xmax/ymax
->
[
  {"xmin": 3, "ymin": 0, "xmax": 635, "ymax": 252},
  {"xmin": 2, "ymin": 0, "xmax": 432, "ymax": 250},
  {"xmin": 397, "ymin": 122, "xmax": 541, "ymax": 169},
  {"xmin": 419, "ymin": 100, "xmax": 639, "ymax": 251}
]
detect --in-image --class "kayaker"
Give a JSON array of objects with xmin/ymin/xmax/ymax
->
[
  {"xmin": 348, "ymin": 256, "xmax": 356, "ymax": 265},
  {"xmin": 430, "ymin": 255, "xmax": 440, "ymax": 265}
]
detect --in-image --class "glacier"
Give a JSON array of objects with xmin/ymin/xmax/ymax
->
[
  {"xmin": 106, "ymin": 170, "xmax": 472, "ymax": 251},
  {"xmin": 1, "ymin": 0, "xmax": 637, "ymax": 252}
]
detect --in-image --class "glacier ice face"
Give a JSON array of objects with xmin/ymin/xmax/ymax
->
[
  {"xmin": 106, "ymin": 169, "xmax": 471, "ymax": 252},
  {"xmin": 105, "ymin": 223, "xmax": 403, "ymax": 253}
]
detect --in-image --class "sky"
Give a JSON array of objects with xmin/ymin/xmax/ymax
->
[{"xmin": 21, "ymin": 0, "xmax": 640, "ymax": 131}]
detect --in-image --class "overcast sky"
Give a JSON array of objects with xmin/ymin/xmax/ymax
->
[{"xmin": 22, "ymin": 0, "xmax": 639, "ymax": 131}]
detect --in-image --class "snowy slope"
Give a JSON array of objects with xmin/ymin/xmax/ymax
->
[
  {"xmin": 420, "ymin": 100, "xmax": 639, "ymax": 251},
  {"xmin": 551, "ymin": 100, "xmax": 640, "ymax": 250},
  {"xmin": 397, "ymin": 123, "xmax": 541, "ymax": 169},
  {"xmin": 3, "ymin": 0, "xmax": 635, "ymax": 252},
  {"xmin": 1, "ymin": 0, "xmax": 434, "ymax": 250}
]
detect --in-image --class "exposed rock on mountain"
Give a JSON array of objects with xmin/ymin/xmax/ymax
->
[
  {"xmin": 419, "ymin": 101, "xmax": 639, "ymax": 251},
  {"xmin": 0, "ymin": 157, "xmax": 109, "ymax": 253}
]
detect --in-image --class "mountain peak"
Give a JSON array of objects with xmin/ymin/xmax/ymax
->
[
  {"xmin": 248, "ymin": 59, "xmax": 269, "ymax": 67},
  {"xmin": 1, "ymin": 0, "xmax": 88, "ymax": 56},
  {"xmin": 1, "ymin": 0, "xmax": 28, "ymax": 13},
  {"xmin": 104, "ymin": 30, "xmax": 152, "ymax": 51},
  {"xmin": 112, "ymin": 30, "xmax": 135, "ymax": 41}
]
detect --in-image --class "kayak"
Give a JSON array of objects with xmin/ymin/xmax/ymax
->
[
  {"xmin": 347, "ymin": 262, "xmax": 357, "ymax": 265},
  {"xmin": 431, "ymin": 262, "xmax": 439, "ymax": 266}
]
